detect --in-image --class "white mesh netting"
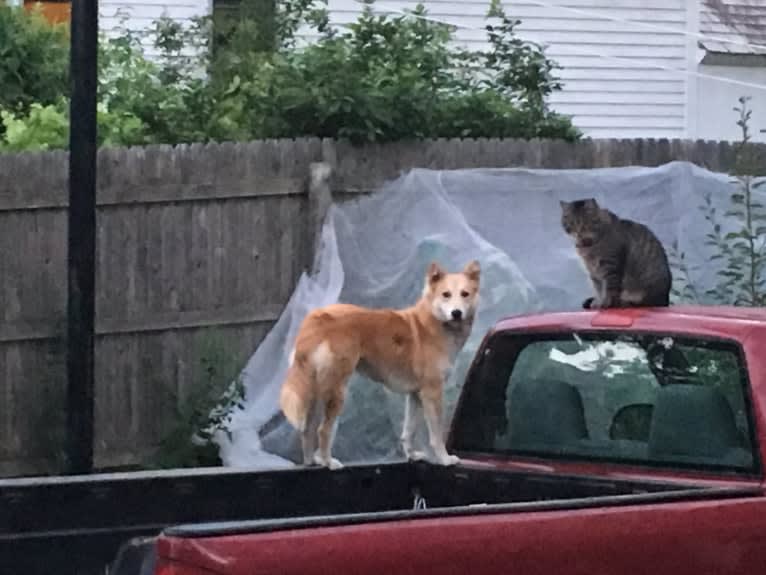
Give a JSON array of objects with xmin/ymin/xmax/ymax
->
[{"xmin": 213, "ymin": 161, "xmax": 756, "ymax": 468}]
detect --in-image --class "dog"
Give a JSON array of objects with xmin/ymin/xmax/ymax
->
[{"xmin": 279, "ymin": 260, "xmax": 481, "ymax": 469}]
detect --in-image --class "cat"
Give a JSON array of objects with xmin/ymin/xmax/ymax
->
[{"xmin": 560, "ymin": 198, "xmax": 672, "ymax": 310}]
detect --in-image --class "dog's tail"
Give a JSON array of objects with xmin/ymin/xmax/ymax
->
[{"xmin": 279, "ymin": 360, "xmax": 314, "ymax": 432}]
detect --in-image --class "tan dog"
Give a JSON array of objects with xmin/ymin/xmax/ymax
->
[{"xmin": 279, "ymin": 260, "xmax": 481, "ymax": 469}]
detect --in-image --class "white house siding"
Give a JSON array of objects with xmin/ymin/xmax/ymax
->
[
  {"xmin": 318, "ymin": 0, "xmax": 692, "ymax": 139},
  {"xmin": 696, "ymin": 0, "xmax": 766, "ymax": 144},
  {"xmin": 694, "ymin": 64, "xmax": 766, "ymax": 143},
  {"xmin": 99, "ymin": 0, "xmax": 211, "ymax": 58}
]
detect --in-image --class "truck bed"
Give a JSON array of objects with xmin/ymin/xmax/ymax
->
[
  {"xmin": 3, "ymin": 461, "xmax": 757, "ymax": 575},
  {"xmin": 159, "ymin": 462, "xmax": 753, "ymax": 537},
  {"xmin": 161, "ymin": 464, "xmax": 755, "ymax": 537},
  {"xmin": 111, "ymin": 461, "xmax": 756, "ymax": 575},
  {"xmin": 154, "ymin": 474, "xmax": 763, "ymax": 575}
]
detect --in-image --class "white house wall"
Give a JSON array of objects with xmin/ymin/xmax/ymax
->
[
  {"xmin": 695, "ymin": 64, "xmax": 766, "ymax": 143},
  {"xmin": 319, "ymin": 0, "xmax": 690, "ymax": 139}
]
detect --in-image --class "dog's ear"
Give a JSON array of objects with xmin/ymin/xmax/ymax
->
[
  {"xmin": 463, "ymin": 260, "xmax": 481, "ymax": 282},
  {"xmin": 427, "ymin": 262, "xmax": 446, "ymax": 284}
]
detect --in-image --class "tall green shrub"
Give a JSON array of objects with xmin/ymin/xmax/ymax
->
[{"xmin": 0, "ymin": 5, "xmax": 69, "ymax": 112}]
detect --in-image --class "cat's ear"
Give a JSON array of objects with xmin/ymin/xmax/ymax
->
[
  {"xmin": 559, "ymin": 200, "xmax": 568, "ymax": 209},
  {"xmin": 583, "ymin": 198, "xmax": 599, "ymax": 209}
]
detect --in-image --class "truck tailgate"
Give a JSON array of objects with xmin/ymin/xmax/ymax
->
[{"xmin": 156, "ymin": 485, "xmax": 764, "ymax": 575}]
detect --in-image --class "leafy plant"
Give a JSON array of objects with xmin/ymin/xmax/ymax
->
[
  {"xmin": 484, "ymin": 0, "xmax": 561, "ymax": 114},
  {"xmin": 217, "ymin": 1, "xmax": 578, "ymax": 143},
  {"xmin": 668, "ymin": 242, "xmax": 700, "ymax": 303},
  {"xmin": 715, "ymin": 97, "xmax": 766, "ymax": 305},
  {"xmin": 274, "ymin": 0, "xmax": 330, "ymax": 48},
  {"xmin": 0, "ymin": 5, "xmax": 69, "ymax": 114},
  {"xmin": 0, "ymin": 99, "xmax": 150, "ymax": 150},
  {"xmin": 670, "ymin": 96, "xmax": 766, "ymax": 306},
  {"xmin": 152, "ymin": 330, "xmax": 246, "ymax": 469},
  {"xmin": 98, "ymin": 16, "xmax": 210, "ymax": 145},
  {"xmin": 0, "ymin": 102, "xmax": 69, "ymax": 151}
]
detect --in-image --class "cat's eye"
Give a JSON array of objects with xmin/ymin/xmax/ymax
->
[
  {"xmin": 460, "ymin": 290, "xmax": 470, "ymax": 298},
  {"xmin": 442, "ymin": 291, "xmax": 452, "ymax": 298}
]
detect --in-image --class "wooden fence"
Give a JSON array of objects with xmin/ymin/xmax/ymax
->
[{"xmin": 1, "ymin": 136, "xmax": 764, "ymax": 476}]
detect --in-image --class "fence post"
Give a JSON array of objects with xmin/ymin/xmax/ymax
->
[{"xmin": 307, "ymin": 162, "xmax": 333, "ymax": 274}]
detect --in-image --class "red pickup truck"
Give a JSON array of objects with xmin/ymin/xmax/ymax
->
[{"xmin": 113, "ymin": 305, "xmax": 766, "ymax": 575}]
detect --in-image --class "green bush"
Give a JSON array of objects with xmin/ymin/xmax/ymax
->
[
  {"xmin": 0, "ymin": 99, "xmax": 147, "ymax": 152},
  {"xmin": 1, "ymin": 102, "xmax": 68, "ymax": 151},
  {"xmin": 152, "ymin": 330, "xmax": 247, "ymax": 469},
  {"xmin": 0, "ymin": 0, "xmax": 580, "ymax": 151},
  {"xmin": 671, "ymin": 96, "xmax": 766, "ymax": 306},
  {"xmin": 202, "ymin": 2, "xmax": 579, "ymax": 143},
  {"xmin": 0, "ymin": 5, "xmax": 69, "ymax": 113}
]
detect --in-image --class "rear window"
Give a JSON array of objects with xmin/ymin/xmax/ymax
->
[{"xmin": 451, "ymin": 332, "xmax": 759, "ymax": 475}]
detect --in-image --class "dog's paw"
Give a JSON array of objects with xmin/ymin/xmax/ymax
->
[
  {"xmin": 314, "ymin": 452, "xmax": 344, "ymax": 470},
  {"xmin": 406, "ymin": 450, "xmax": 428, "ymax": 462},
  {"xmin": 327, "ymin": 457, "xmax": 344, "ymax": 470},
  {"xmin": 437, "ymin": 454, "xmax": 460, "ymax": 466}
]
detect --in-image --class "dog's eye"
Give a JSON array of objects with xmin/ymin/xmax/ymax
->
[
  {"xmin": 460, "ymin": 290, "xmax": 470, "ymax": 298},
  {"xmin": 442, "ymin": 291, "xmax": 451, "ymax": 299}
]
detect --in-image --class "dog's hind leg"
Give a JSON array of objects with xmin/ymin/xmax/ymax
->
[
  {"xmin": 314, "ymin": 380, "xmax": 352, "ymax": 470},
  {"xmin": 301, "ymin": 399, "xmax": 322, "ymax": 466},
  {"xmin": 401, "ymin": 393, "xmax": 427, "ymax": 461},
  {"xmin": 313, "ymin": 354, "xmax": 356, "ymax": 470}
]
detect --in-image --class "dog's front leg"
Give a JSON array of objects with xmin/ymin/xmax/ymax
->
[
  {"xmin": 401, "ymin": 393, "xmax": 427, "ymax": 461},
  {"xmin": 419, "ymin": 385, "xmax": 459, "ymax": 466}
]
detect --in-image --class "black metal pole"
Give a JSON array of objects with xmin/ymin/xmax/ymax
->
[{"xmin": 66, "ymin": 0, "xmax": 98, "ymax": 475}]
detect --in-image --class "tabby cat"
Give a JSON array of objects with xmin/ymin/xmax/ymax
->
[{"xmin": 560, "ymin": 198, "xmax": 672, "ymax": 309}]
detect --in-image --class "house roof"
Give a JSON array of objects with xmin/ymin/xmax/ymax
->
[{"xmin": 700, "ymin": 0, "xmax": 766, "ymax": 56}]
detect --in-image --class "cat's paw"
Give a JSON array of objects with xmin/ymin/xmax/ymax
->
[
  {"xmin": 582, "ymin": 297, "xmax": 596, "ymax": 309},
  {"xmin": 600, "ymin": 296, "xmax": 621, "ymax": 309}
]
